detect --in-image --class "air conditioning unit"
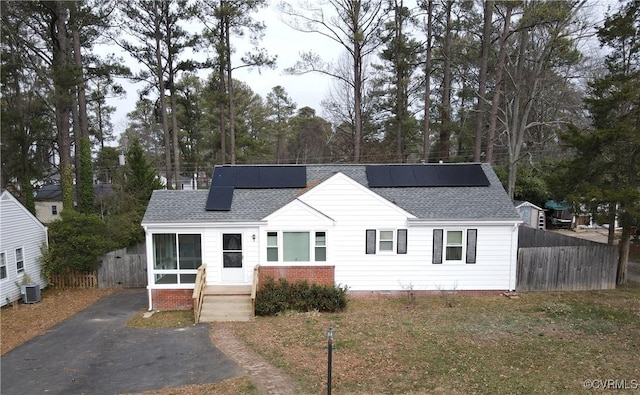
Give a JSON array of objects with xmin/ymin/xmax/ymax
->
[{"xmin": 22, "ymin": 284, "xmax": 41, "ymax": 304}]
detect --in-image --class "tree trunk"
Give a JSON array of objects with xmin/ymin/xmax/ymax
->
[
  {"xmin": 618, "ymin": 224, "xmax": 630, "ymax": 285},
  {"xmin": 51, "ymin": 1, "xmax": 74, "ymax": 210},
  {"xmin": 353, "ymin": 39, "xmax": 362, "ymax": 163},
  {"xmin": 486, "ymin": 4, "xmax": 512, "ymax": 164},
  {"xmin": 474, "ymin": 0, "xmax": 493, "ymax": 162},
  {"xmin": 71, "ymin": 3, "xmax": 93, "ymax": 211},
  {"xmin": 438, "ymin": 1, "xmax": 452, "ymax": 161},
  {"xmin": 422, "ymin": 0, "xmax": 433, "ymax": 162},
  {"xmin": 153, "ymin": 2, "xmax": 172, "ymax": 187}
]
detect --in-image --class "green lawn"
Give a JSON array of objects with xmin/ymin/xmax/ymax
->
[{"xmin": 233, "ymin": 287, "xmax": 640, "ymax": 394}]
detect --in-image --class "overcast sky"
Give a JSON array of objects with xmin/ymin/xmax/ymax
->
[
  {"xmin": 105, "ymin": 0, "xmax": 613, "ymax": 143},
  {"xmin": 106, "ymin": 3, "xmax": 338, "ymax": 139}
]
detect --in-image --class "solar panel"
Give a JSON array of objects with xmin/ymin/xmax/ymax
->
[
  {"xmin": 211, "ymin": 166, "xmax": 307, "ymax": 188},
  {"xmin": 211, "ymin": 167, "xmax": 236, "ymax": 186},
  {"xmin": 412, "ymin": 165, "xmax": 441, "ymax": 186},
  {"xmin": 435, "ymin": 164, "xmax": 489, "ymax": 186},
  {"xmin": 365, "ymin": 165, "xmax": 392, "ymax": 187},
  {"xmin": 390, "ymin": 166, "xmax": 417, "ymax": 187},
  {"xmin": 235, "ymin": 166, "xmax": 261, "ymax": 188},
  {"xmin": 366, "ymin": 164, "xmax": 489, "ymax": 187},
  {"xmin": 205, "ymin": 186, "xmax": 234, "ymax": 211},
  {"xmin": 281, "ymin": 166, "xmax": 307, "ymax": 187}
]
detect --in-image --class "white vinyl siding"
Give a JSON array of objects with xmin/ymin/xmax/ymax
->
[{"xmin": 1, "ymin": 191, "xmax": 48, "ymax": 306}]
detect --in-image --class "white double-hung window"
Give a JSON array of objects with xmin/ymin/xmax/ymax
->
[{"xmin": 432, "ymin": 229, "xmax": 477, "ymax": 264}]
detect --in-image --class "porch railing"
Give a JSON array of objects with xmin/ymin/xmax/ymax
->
[{"xmin": 193, "ymin": 264, "xmax": 206, "ymax": 323}]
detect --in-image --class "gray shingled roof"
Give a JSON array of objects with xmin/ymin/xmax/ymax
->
[{"xmin": 142, "ymin": 163, "xmax": 520, "ymax": 224}]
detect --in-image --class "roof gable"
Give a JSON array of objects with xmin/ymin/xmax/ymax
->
[
  {"xmin": 1, "ymin": 190, "xmax": 47, "ymax": 231},
  {"xmin": 263, "ymin": 198, "xmax": 335, "ymax": 225},
  {"xmin": 297, "ymin": 172, "xmax": 416, "ymax": 219}
]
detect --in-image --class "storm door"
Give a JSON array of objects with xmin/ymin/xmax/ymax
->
[{"xmin": 222, "ymin": 233, "xmax": 244, "ymax": 283}]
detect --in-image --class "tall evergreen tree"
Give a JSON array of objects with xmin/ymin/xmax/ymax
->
[{"xmin": 560, "ymin": 1, "xmax": 640, "ymax": 285}]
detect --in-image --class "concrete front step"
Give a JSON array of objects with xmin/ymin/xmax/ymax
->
[{"xmin": 199, "ymin": 294, "xmax": 253, "ymax": 322}]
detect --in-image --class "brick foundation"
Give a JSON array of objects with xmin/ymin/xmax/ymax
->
[
  {"xmin": 151, "ymin": 289, "xmax": 193, "ymax": 311},
  {"xmin": 348, "ymin": 289, "xmax": 505, "ymax": 299},
  {"xmin": 259, "ymin": 266, "xmax": 335, "ymax": 287}
]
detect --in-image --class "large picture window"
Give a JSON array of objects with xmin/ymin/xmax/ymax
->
[
  {"xmin": 284, "ymin": 232, "xmax": 310, "ymax": 262},
  {"xmin": 152, "ymin": 233, "xmax": 202, "ymax": 284},
  {"xmin": 266, "ymin": 231, "xmax": 327, "ymax": 262}
]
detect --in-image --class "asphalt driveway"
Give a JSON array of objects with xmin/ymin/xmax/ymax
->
[{"xmin": 1, "ymin": 289, "xmax": 244, "ymax": 394}]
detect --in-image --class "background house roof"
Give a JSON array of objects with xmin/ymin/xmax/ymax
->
[
  {"xmin": 142, "ymin": 163, "xmax": 520, "ymax": 224},
  {"xmin": 35, "ymin": 184, "xmax": 114, "ymax": 201}
]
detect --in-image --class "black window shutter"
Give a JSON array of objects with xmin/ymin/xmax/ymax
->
[
  {"xmin": 366, "ymin": 229, "xmax": 376, "ymax": 254},
  {"xmin": 466, "ymin": 229, "xmax": 477, "ymax": 264},
  {"xmin": 433, "ymin": 229, "xmax": 443, "ymax": 264},
  {"xmin": 397, "ymin": 229, "xmax": 407, "ymax": 254}
]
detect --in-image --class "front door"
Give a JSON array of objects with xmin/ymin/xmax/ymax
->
[{"xmin": 222, "ymin": 233, "xmax": 244, "ymax": 283}]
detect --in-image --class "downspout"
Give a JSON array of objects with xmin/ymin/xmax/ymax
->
[
  {"xmin": 148, "ymin": 288, "xmax": 153, "ymax": 311},
  {"xmin": 510, "ymin": 222, "xmax": 518, "ymax": 291},
  {"xmin": 143, "ymin": 225, "xmax": 153, "ymax": 311}
]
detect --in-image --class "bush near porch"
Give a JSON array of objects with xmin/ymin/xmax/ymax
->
[{"xmin": 255, "ymin": 277, "xmax": 348, "ymax": 316}]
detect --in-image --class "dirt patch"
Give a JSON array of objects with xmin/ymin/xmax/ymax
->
[{"xmin": 1, "ymin": 287, "xmax": 115, "ymax": 355}]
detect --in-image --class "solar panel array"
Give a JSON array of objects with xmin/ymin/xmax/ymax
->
[
  {"xmin": 365, "ymin": 164, "xmax": 489, "ymax": 187},
  {"xmin": 205, "ymin": 166, "xmax": 307, "ymax": 211}
]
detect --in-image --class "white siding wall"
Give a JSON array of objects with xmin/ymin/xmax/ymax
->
[
  {"xmin": 262, "ymin": 174, "xmax": 519, "ymax": 291},
  {"xmin": 1, "ymin": 192, "xmax": 48, "ymax": 306}
]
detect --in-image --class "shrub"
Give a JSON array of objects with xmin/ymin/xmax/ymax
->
[
  {"xmin": 255, "ymin": 277, "xmax": 348, "ymax": 316},
  {"xmin": 41, "ymin": 210, "xmax": 118, "ymax": 279}
]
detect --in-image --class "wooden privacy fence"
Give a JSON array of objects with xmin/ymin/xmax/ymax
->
[
  {"xmin": 97, "ymin": 244, "xmax": 147, "ymax": 288},
  {"xmin": 517, "ymin": 227, "xmax": 618, "ymax": 292}
]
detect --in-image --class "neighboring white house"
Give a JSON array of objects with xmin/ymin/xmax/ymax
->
[
  {"xmin": 142, "ymin": 163, "xmax": 522, "ymax": 310},
  {"xmin": 0, "ymin": 190, "xmax": 48, "ymax": 306},
  {"xmin": 514, "ymin": 201, "xmax": 546, "ymax": 229}
]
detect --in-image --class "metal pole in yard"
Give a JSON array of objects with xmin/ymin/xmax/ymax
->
[{"xmin": 326, "ymin": 326, "xmax": 334, "ymax": 395}]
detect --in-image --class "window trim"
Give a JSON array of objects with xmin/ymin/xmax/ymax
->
[
  {"xmin": 445, "ymin": 230, "xmax": 464, "ymax": 262},
  {"xmin": 266, "ymin": 232, "xmax": 279, "ymax": 262},
  {"xmin": 366, "ymin": 229, "xmax": 408, "ymax": 255},
  {"xmin": 0, "ymin": 251, "xmax": 7, "ymax": 280},
  {"xmin": 433, "ymin": 228, "xmax": 477, "ymax": 264},
  {"xmin": 265, "ymin": 230, "xmax": 328, "ymax": 262},
  {"xmin": 152, "ymin": 233, "xmax": 202, "ymax": 285},
  {"xmin": 222, "ymin": 233, "xmax": 243, "ymax": 268},
  {"xmin": 15, "ymin": 248, "xmax": 24, "ymax": 274}
]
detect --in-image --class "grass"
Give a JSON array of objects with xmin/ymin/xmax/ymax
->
[
  {"xmin": 127, "ymin": 310, "xmax": 195, "ymax": 329},
  {"xmin": 232, "ymin": 287, "xmax": 640, "ymax": 394}
]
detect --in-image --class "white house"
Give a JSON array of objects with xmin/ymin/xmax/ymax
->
[
  {"xmin": 142, "ymin": 163, "xmax": 522, "ymax": 311},
  {"xmin": 1, "ymin": 190, "xmax": 48, "ymax": 306}
]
